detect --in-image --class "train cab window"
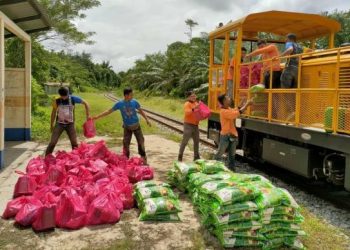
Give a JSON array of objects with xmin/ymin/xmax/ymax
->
[{"xmin": 213, "ymin": 38, "xmax": 225, "ymax": 65}]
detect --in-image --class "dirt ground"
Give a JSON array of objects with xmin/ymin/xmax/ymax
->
[{"xmin": 0, "ymin": 135, "xmax": 220, "ymax": 250}]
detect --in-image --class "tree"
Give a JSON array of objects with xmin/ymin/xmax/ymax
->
[
  {"xmin": 36, "ymin": 0, "xmax": 101, "ymax": 45},
  {"xmin": 185, "ymin": 19, "xmax": 198, "ymax": 40}
]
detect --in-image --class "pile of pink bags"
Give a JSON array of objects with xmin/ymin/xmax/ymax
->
[{"xmin": 2, "ymin": 141, "xmax": 153, "ymax": 231}]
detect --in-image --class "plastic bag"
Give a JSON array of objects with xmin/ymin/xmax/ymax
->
[
  {"xmin": 56, "ymin": 193, "xmax": 87, "ymax": 229},
  {"xmin": 193, "ymin": 101, "xmax": 211, "ymax": 121},
  {"xmin": 32, "ymin": 204, "xmax": 56, "ymax": 231},
  {"xmin": 249, "ymin": 83, "xmax": 265, "ymax": 93},
  {"xmin": 174, "ymin": 161, "xmax": 201, "ymax": 176},
  {"xmin": 211, "ymin": 211, "xmax": 260, "ymax": 225},
  {"xmin": 195, "ymin": 160, "xmax": 227, "ymax": 174},
  {"xmin": 135, "ymin": 186, "xmax": 177, "ymax": 202},
  {"xmin": 83, "ymin": 118, "xmax": 96, "ymax": 138},
  {"xmin": 213, "ymin": 185, "xmax": 261, "ymax": 205},
  {"xmin": 210, "ymin": 201, "xmax": 258, "ymax": 215},
  {"xmin": 134, "ymin": 180, "xmax": 170, "ymax": 190},
  {"xmin": 255, "ymin": 188, "xmax": 299, "ymax": 209},
  {"xmin": 259, "ymin": 223, "xmax": 302, "ymax": 233},
  {"xmin": 218, "ymin": 220, "xmax": 262, "ymax": 231},
  {"xmin": 214, "ymin": 229, "xmax": 266, "ymax": 241},
  {"xmin": 13, "ymin": 171, "xmax": 37, "ymax": 198},
  {"xmin": 218, "ymin": 236, "xmax": 264, "ymax": 248},
  {"xmin": 264, "ymin": 229, "xmax": 307, "ymax": 239},
  {"xmin": 139, "ymin": 213, "xmax": 180, "ymax": 222},
  {"xmin": 86, "ymin": 195, "xmax": 120, "ymax": 225},
  {"xmin": 2, "ymin": 196, "xmax": 30, "ymax": 219},
  {"xmin": 15, "ymin": 198, "xmax": 43, "ymax": 226},
  {"xmin": 139, "ymin": 197, "xmax": 181, "ymax": 218}
]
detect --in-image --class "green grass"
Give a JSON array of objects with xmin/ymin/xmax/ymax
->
[
  {"xmin": 114, "ymin": 90, "xmax": 207, "ymax": 129},
  {"xmin": 300, "ymin": 206, "xmax": 350, "ymax": 250},
  {"xmin": 31, "ymin": 92, "xmax": 158, "ymax": 142}
]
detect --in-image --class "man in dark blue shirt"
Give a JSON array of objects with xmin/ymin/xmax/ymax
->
[
  {"xmin": 93, "ymin": 87, "xmax": 151, "ymax": 164},
  {"xmin": 45, "ymin": 87, "xmax": 90, "ymax": 155}
]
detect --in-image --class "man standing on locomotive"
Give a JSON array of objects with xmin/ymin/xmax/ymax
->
[
  {"xmin": 280, "ymin": 33, "xmax": 303, "ymax": 88},
  {"xmin": 214, "ymin": 94, "xmax": 252, "ymax": 170},
  {"xmin": 245, "ymin": 39, "xmax": 281, "ymax": 88},
  {"xmin": 92, "ymin": 87, "xmax": 151, "ymax": 164},
  {"xmin": 45, "ymin": 87, "xmax": 90, "ymax": 155}
]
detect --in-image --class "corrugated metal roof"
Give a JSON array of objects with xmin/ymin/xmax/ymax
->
[{"xmin": 0, "ymin": 0, "xmax": 51, "ymax": 36}]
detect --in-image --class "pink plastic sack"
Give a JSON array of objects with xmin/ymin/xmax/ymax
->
[
  {"xmin": 15, "ymin": 197, "xmax": 42, "ymax": 226},
  {"xmin": 56, "ymin": 193, "xmax": 87, "ymax": 229},
  {"xmin": 32, "ymin": 204, "xmax": 56, "ymax": 231},
  {"xmin": 194, "ymin": 101, "xmax": 211, "ymax": 121},
  {"xmin": 86, "ymin": 195, "xmax": 120, "ymax": 225},
  {"xmin": 2, "ymin": 196, "xmax": 30, "ymax": 219},
  {"xmin": 13, "ymin": 171, "xmax": 37, "ymax": 198},
  {"xmin": 83, "ymin": 118, "xmax": 96, "ymax": 138}
]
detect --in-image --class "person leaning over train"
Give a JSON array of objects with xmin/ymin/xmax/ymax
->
[
  {"xmin": 226, "ymin": 47, "xmax": 247, "ymax": 99},
  {"xmin": 245, "ymin": 39, "xmax": 281, "ymax": 89},
  {"xmin": 178, "ymin": 91, "xmax": 200, "ymax": 162},
  {"xmin": 214, "ymin": 94, "xmax": 253, "ymax": 170},
  {"xmin": 92, "ymin": 87, "xmax": 151, "ymax": 165}
]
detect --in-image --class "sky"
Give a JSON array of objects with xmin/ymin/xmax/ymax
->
[{"xmin": 45, "ymin": 0, "xmax": 350, "ymax": 72}]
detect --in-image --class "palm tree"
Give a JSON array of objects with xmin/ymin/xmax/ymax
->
[{"xmin": 185, "ymin": 19, "xmax": 198, "ymax": 40}]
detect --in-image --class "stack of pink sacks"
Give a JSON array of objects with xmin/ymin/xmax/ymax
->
[{"xmin": 2, "ymin": 141, "xmax": 153, "ymax": 231}]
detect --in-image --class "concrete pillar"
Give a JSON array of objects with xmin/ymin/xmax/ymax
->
[
  {"xmin": 0, "ymin": 17, "xmax": 4, "ymax": 168},
  {"xmin": 24, "ymin": 41, "xmax": 31, "ymax": 140}
]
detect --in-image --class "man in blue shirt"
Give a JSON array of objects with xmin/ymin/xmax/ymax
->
[
  {"xmin": 93, "ymin": 87, "xmax": 151, "ymax": 164},
  {"xmin": 280, "ymin": 33, "xmax": 303, "ymax": 88},
  {"xmin": 45, "ymin": 87, "xmax": 90, "ymax": 155}
]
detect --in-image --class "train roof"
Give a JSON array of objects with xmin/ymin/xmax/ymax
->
[{"xmin": 209, "ymin": 10, "xmax": 341, "ymax": 41}]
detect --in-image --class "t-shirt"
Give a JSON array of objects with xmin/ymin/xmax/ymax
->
[
  {"xmin": 285, "ymin": 42, "xmax": 303, "ymax": 67},
  {"xmin": 184, "ymin": 101, "xmax": 199, "ymax": 125},
  {"xmin": 219, "ymin": 107, "xmax": 240, "ymax": 136},
  {"xmin": 249, "ymin": 44, "xmax": 281, "ymax": 72},
  {"xmin": 112, "ymin": 99, "xmax": 140, "ymax": 126},
  {"xmin": 53, "ymin": 95, "xmax": 83, "ymax": 124}
]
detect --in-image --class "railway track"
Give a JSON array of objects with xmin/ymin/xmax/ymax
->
[
  {"xmin": 104, "ymin": 93, "xmax": 216, "ymax": 148},
  {"xmin": 104, "ymin": 93, "xmax": 350, "ymax": 210}
]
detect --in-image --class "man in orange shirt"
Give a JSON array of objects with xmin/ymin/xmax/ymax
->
[
  {"xmin": 178, "ymin": 91, "xmax": 200, "ymax": 161},
  {"xmin": 214, "ymin": 94, "xmax": 252, "ymax": 170},
  {"xmin": 227, "ymin": 47, "xmax": 247, "ymax": 99},
  {"xmin": 245, "ymin": 40, "xmax": 281, "ymax": 88}
]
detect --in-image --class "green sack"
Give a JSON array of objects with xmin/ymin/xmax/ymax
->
[
  {"xmin": 253, "ymin": 94, "xmax": 268, "ymax": 103},
  {"xmin": 211, "ymin": 211, "xmax": 260, "ymax": 225},
  {"xmin": 198, "ymin": 179, "xmax": 237, "ymax": 194},
  {"xmin": 262, "ymin": 237, "xmax": 284, "ymax": 250},
  {"xmin": 134, "ymin": 180, "xmax": 170, "ymax": 190},
  {"xmin": 210, "ymin": 200, "xmax": 259, "ymax": 215},
  {"xmin": 218, "ymin": 221, "xmax": 263, "ymax": 231},
  {"xmin": 135, "ymin": 186, "xmax": 178, "ymax": 206},
  {"xmin": 261, "ymin": 206, "xmax": 298, "ymax": 217},
  {"xmin": 261, "ymin": 213, "xmax": 304, "ymax": 224},
  {"xmin": 188, "ymin": 172, "xmax": 233, "ymax": 190},
  {"xmin": 140, "ymin": 197, "xmax": 181, "ymax": 217},
  {"xmin": 255, "ymin": 187, "xmax": 299, "ymax": 209},
  {"xmin": 167, "ymin": 168, "xmax": 177, "ymax": 186},
  {"xmin": 174, "ymin": 161, "xmax": 201, "ymax": 176},
  {"xmin": 265, "ymin": 229, "xmax": 307, "ymax": 239},
  {"xmin": 195, "ymin": 159, "xmax": 227, "ymax": 174},
  {"xmin": 260, "ymin": 223, "xmax": 302, "ymax": 233},
  {"xmin": 263, "ymin": 237, "xmax": 306, "ymax": 250},
  {"xmin": 249, "ymin": 83, "xmax": 265, "ymax": 93},
  {"xmin": 214, "ymin": 229, "xmax": 266, "ymax": 240},
  {"xmin": 139, "ymin": 213, "xmax": 181, "ymax": 222},
  {"xmin": 218, "ymin": 236, "xmax": 264, "ymax": 248},
  {"xmin": 213, "ymin": 184, "xmax": 261, "ymax": 205}
]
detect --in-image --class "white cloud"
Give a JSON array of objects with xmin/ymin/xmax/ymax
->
[{"xmin": 44, "ymin": 0, "xmax": 349, "ymax": 72}]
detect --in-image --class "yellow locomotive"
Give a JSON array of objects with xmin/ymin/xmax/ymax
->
[{"xmin": 207, "ymin": 11, "xmax": 350, "ymax": 191}]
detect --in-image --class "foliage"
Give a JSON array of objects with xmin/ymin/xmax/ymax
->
[
  {"xmin": 317, "ymin": 9, "xmax": 350, "ymax": 48},
  {"xmin": 122, "ymin": 36, "xmax": 209, "ymax": 97},
  {"xmin": 36, "ymin": 0, "xmax": 101, "ymax": 44}
]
